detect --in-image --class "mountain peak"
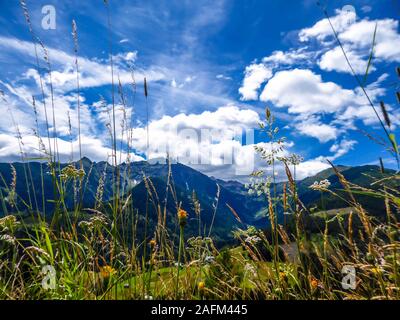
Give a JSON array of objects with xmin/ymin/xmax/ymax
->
[{"xmin": 80, "ymin": 157, "xmax": 92, "ymax": 164}]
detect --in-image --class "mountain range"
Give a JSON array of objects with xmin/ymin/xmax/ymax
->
[{"xmin": 0, "ymin": 158, "xmax": 397, "ymax": 245}]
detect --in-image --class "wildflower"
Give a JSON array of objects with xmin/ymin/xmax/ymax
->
[
  {"xmin": 198, "ymin": 281, "xmax": 205, "ymax": 291},
  {"xmin": 370, "ymin": 267, "xmax": 382, "ymax": 275},
  {"xmin": 310, "ymin": 277, "xmax": 319, "ymax": 289},
  {"xmin": 149, "ymin": 239, "xmax": 156, "ymax": 247},
  {"xmin": 245, "ymin": 235, "xmax": 261, "ymax": 244},
  {"xmin": 100, "ymin": 265, "xmax": 116, "ymax": 279},
  {"xmin": 244, "ymin": 263, "xmax": 257, "ymax": 278},
  {"xmin": 287, "ymin": 153, "xmax": 303, "ymax": 166},
  {"xmin": 0, "ymin": 234, "xmax": 16, "ymax": 245},
  {"xmin": 204, "ymin": 255, "xmax": 215, "ymax": 264},
  {"xmin": 279, "ymin": 271, "xmax": 287, "ymax": 282},
  {"xmin": 0, "ymin": 215, "xmax": 19, "ymax": 232},
  {"xmin": 178, "ymin": 208, "xmax": 188, "ymax": 226},
  {"xmin": 309, "ymin": 179, "xmax": 331, "ymax": 191},
  {"xmin": 59, "ymin": 164, "xmax": 86, "ymax": 181}
]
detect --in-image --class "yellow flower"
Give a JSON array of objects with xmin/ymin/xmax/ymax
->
[
  {"xmin": 198, "ymin": 281, "xmax": 205, "ymax": 291},
  {"xmin": 370, "ymin": 267, "xmax": 381, "ymax": 275},
  {"xmin": 279, "ymin": 272, "xmax": 287, "ymax": 282},
  {"xmin": 178, "ymin": 208, "xmax": 188, "ymax": 219},
  {"xmin": 178, "ymin": 208, "xmax": 188, "ymax": 226},
  {"xmin": 310, "ymin": 277, "xmax": 319, "ymax": 289},
  {"xmin": 149, "ymin": 239, "xmax": 156, "ymax": 247},
  {"xmin": 100, "ymin": 265, "xmax": 116, "ymax": 279}
]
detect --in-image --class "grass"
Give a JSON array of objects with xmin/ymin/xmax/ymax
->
[{"xmin": 0, "ymin": 1, "xmax": 400, "ymax": 300}]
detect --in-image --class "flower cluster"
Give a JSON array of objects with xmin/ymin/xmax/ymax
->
[
  {"xmin": 99, "ymin": 265, "xmax": 116, "ymax": 279},
  {"xmin": 78, "ymin": 214, "xmax": 108, "ymax": 231},
  {"xmin": 245, "ymin": 235, "xmax": 262, "ymax": 244},
  {"xmin": 0, "ymin": 234, "xmax": 16, "ymax": 245},
  {"xmin": 59, "ymin": 164, "xmax": 85, "ymax": 181},
  {"xmin": 245, "ymin": 176, "xmax": 271, "ymax": 197},
  {"xmin": 244, "ymin": 263, "xmax": 257, "ymax": 278},
  {"xmin": 0, "ymin": 215, "xmax": 20, "ymax": 233},
  {"xmin": 178, "ymin": 208, "xmax": 188, "ymax": 227},
  {"xmin": 309, "ymin": 179, "xmax": 331, "ymax": 191}
]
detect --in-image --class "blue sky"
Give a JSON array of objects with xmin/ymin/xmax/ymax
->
[{"xmin": 0, "ymin": 0, "xmax": 399, "ymax": 181}]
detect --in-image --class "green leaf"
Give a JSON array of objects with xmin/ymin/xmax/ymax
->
[
  {"xmin": 42, "ymin": 226, "xmax": 54, "ymax": 262},
  {"xmin": 363, "ymin": 22, "xmax": 377, "ymax": 86},
  {"xmin": 389, "ymin": 133, "xmax": 399, "ymax": 156}
]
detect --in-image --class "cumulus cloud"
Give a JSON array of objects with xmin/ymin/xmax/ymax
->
[
  {"xmin": 297, "ymin": 120, "xmax": 339, "ymax": 143},
  {"xmin": 239, "ymin": 63, "xmax": 272, "ymax": 100},
  {"xmin": 299, "ymin": 9, "xmax": 400, "ymax": 74},
  {"xmin": 130, "ymin": 105, "xmax": 260, "ymax": 160},
  {"xmin": 260, "ymin": 68, "xmax": 355, "ymax": 114},
  {"xmin": 319, "ymin": 46, "xmax": 375, "ymax": 74},
  {"xmin": 339, "ymin": 18, "xmax": 400, "ymax": 62},
  {"xmin": 299, "ymin": 8, "xmax": 356, "ymax": 42},
  {"xmin": 238, "ymin": 49, "xmax": 312, "ymax": 101}
]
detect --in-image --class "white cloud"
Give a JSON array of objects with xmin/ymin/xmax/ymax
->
[
  {"xmin": 216, "ymin": 74, "xmax": 232, "ymax": 80},
  {"xmin": 238, "ymin": 49, "xmax": 312, "ymax": 101},
  {"xmin": 239, "ymin": 63, "xmax": 272, "ymax": 100},
  {"xmin": 299, "ymin": 8, "xmax": 356, "ymax": 42},
  {"xmin": 339, "ymin": 18, "xmax": 400, "ymax": 62},
  {"xmin": 361, "ymin": 6, "xmax": 372, "ymax": 13},
  {"xmin": 0, "ymin": 133, "xmax": 143, "ymax": 163},
  {"xmin": 299, "ymin": 10, "xmax": 400, "ymax": 71},
  {"xmin": 328, "ymin": 139, "xmax": 357, "ymax": 160},
  {"xmin": 297, "ymin": 120, "xmax": 339, "ymax": 143},
  {"xmin": 260, "ymin": 68, "xmax": 355, "ymax": 114},
  {"xmin": 114, "ymin": 51, "xmax": 138, "ymax": 63},
  {"xmin": 319, "ymin": 46, "xmax": 374, "ymax": 74},
  {"xmin": 262, "ymin": 49, "xmax": 310, "ymax": 66},
  {"xmin": 296, "ymin": 159, "xmax": 330, "ymax": 180},
  {"xmin": 0, "ymin": 36, "xmax": 164, "ymax": 92},
  {"xmin": 121, "ymin": 105, "xmax": 266, "ymax": 180},
  {"xmin": 1, "ymin": 79, "xmax": 98, "ymax": 140},
  {"xmin": 130, "ymin": 105, "xmax": 260, "ymax": 157}
]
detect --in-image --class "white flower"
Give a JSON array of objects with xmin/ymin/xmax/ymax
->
[
  {"xmin": 245, "ymin": 235, "xmax": 261, "ymax": 244},
  {"xmin": 0, "ymin": 234, "xmax": 16, "ymax": 245},
  {"xmin": 309, "ymin": 179, "xmax": 331, "ymax": 191},
  {"xmin": 244, "ymin": 263, "xmax": 257, "ymax": 278},
  {"xmin": 204, "ymin": 255, "xmax": 215, "ymax": 264}
]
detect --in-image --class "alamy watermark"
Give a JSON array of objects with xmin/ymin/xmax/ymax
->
[
  {"xmin": 41, "ymin": 265, "xmax": 56, "ymax": 290},
  {"xmin": 41, "ymin": 5, "xmax": 56, "ymax": 30},
  {"xmin": 342, "ymin": 5, "xmax": 356, "ymax": 26},
  {"xmin": 146, "ymin": 127, "xmax": 256, "ymax": 176},
  {"xmin": 341, "ymin": 265, "xmax": 356, "ymax": 290}
]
